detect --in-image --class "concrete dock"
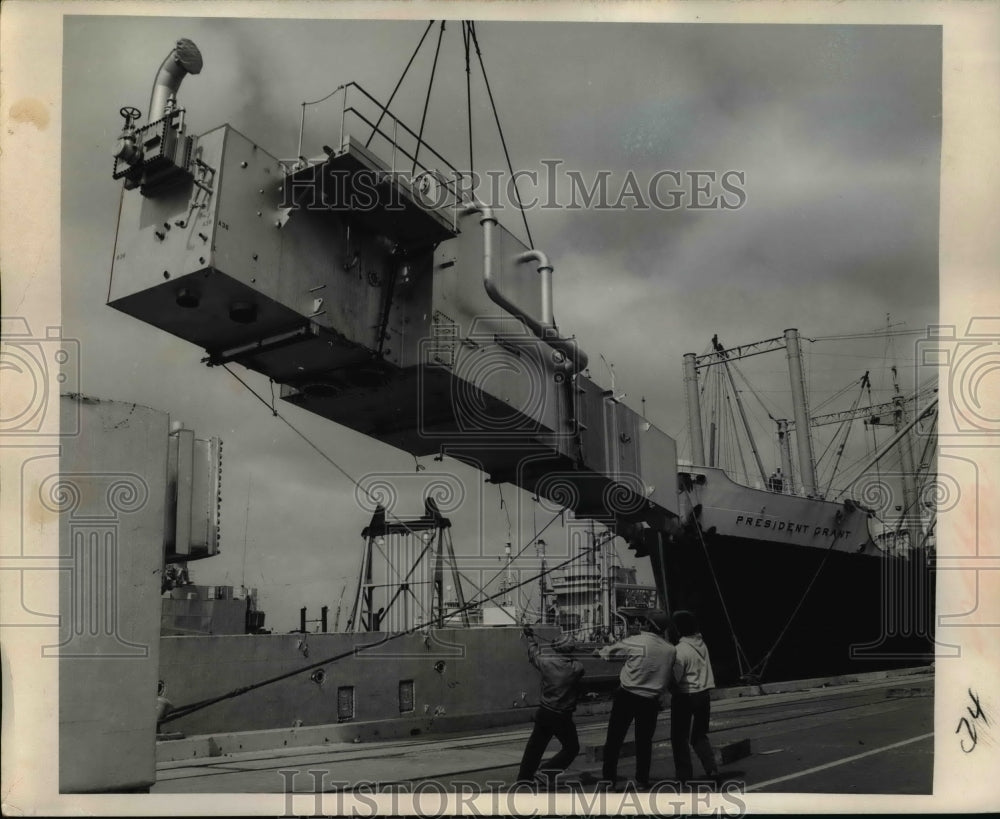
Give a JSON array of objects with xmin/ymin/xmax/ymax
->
[{"xmin": 152, "ymin": 666, "xmax": 933, "ymax": 795}]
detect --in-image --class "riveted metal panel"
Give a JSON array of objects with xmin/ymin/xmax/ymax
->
[{"xmin": 211, "ymin": 127, "xmax": 285, "ymax": 304}]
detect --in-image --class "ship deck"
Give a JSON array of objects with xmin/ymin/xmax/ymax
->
[{"xmin": 152, "ymin": 665, "xmax": 933, "ymax": 797}]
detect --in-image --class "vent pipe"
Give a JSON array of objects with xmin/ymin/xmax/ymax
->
[
  {"xmin": 148, "ymin": 38, "xmax": 203, "ymax": 122},
  {"xmin": 462, "ymin": 203, "xmax": 588, "ymax": 374}
]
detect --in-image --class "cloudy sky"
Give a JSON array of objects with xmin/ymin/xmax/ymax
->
[{"xmin": 60, "ymin": 16, "xmax": 940, "ymax": 630}]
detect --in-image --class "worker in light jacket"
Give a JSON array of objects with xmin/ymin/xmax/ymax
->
[
  {"xmin": 669, "ymin": 609, "xmax": 720, "ymax": 784},
  {"xmin": 596, "ymin": 611, "xmax": 675, "ymax": 789},
  {"xmin": 515, "ymin": 627, "xmax": 585, "ymax": 787}
]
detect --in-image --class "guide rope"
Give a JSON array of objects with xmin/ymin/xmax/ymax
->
[
  {"xmin": 160, "ymin": 537, "xmax": 603, "ymax": 725},
  {"xmin": 683, "ymin": 490, "xmax": 751, "ymax": 679},
  {"xmin": 748, "ymin": 533, "xmax": 842, "ymax": 682}
]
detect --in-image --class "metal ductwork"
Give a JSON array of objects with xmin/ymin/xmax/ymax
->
[{"xmin": 148, "ymin": 38, "xmax": 203, "ymax": 122}]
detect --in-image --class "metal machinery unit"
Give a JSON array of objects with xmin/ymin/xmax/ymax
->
[
  {"xmin": 57, "ymin": 395, "xmax": 220, "ymax": 792},
  {"xmin": 107, "ymin": 39, "xmax": 681, "ymax": 550}
]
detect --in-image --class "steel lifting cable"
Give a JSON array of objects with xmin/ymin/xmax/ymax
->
[
  {"xmin": 468, "ymin": 22, "xmax": 535, "ymax": 250},
  {"xmin": 159, "ymin": 532, "xmax": 602, "ymax": 725},
  {"xmin": 683, "ymin": 490, "xmax": 751, "ymax": 679},
  {"xmin": 222, "ymin": 365, "xmax": 568, "ymax": 621},
  {"xmin": 365, "ymin": 20, "xmax": 435, "ymax": 150},
  {"xmin": 226, "ymin": 357, "xmax": 581, "ymax": 618},
  {"xmin": 221, "ymin": 365, "xmax": 480, "ymax": 589},
  {"xmin": 411, "ymin": 21, "xmax": 447, "ymax": 177},
  {"xmin": 463, "ymin": 21, "xmax": 474, "ymax": 182},
  {"xmin": 221, "ymin": 364, "xmax": 424, "ymax": 540}
]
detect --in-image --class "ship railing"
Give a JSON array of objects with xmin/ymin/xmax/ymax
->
[{"xmin": 296, "ymin": 81, "xmax": 470, "ymax": 221}]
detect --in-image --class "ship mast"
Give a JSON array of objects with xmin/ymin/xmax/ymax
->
[
  {"xmin": 536, "ymin": 538, "xmax": 548, "ymax": 625},
  {"xmin": 714, "ymin": 336, "xmax": 768, "ymax": 485},
  {"xmin": 683, "ymin": 352, "xmax": 706, "ymax": 465},
  {"xmin": 891, "ymin": 366, "xmax": 922, "ymax": 551},
  {"xmin": 784, "ymin": 328, "xmax": 819, "ymax": 497},
  {"xmin": 776, "ymin": 419, "xmax": 796, "ymax": 494}
]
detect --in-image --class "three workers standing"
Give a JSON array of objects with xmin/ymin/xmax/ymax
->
[{"xmin": 518, "ymin": 609, "xmax": 721, "ymax": 790}]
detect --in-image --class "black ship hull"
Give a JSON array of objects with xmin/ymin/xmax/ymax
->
[{"xmin": 650, "ymin": 467, "xmax": 935, "ymax": 685}]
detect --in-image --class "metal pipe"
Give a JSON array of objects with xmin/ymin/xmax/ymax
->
[
  {"xmin": 461, "ymin": 204, "xmax": 588, "ymax": 373},
  {"xmin": 516, "ymin": 249, "xmax": 553, "ymax": 326},
  {"xmin": 148, "ymin": 38, "xmax": 203, "ymax": 123},
  {"xmin": 784, "ymin": 328, "xmax": 818, "ymax": 497},
  {"xmin": 683, "ymin": 353, "xmax": 706, "ymax": 465}
]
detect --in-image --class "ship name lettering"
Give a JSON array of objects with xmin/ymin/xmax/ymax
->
[
  {"xmin": 736, "ymin": 514, "xmax": 809, "ymax": 533},
  {"xmin": 813, "ymin": 526, "xmax": 853, "ymax": 539}
]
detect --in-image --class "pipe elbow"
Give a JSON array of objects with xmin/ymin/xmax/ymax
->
[
  {"xmin": 148, "ymin": 38, "xmax": 203, "ymax": 122},
  {"xmin": 516, "ymin": 249, "xmax": 552, "ymax": 273}
]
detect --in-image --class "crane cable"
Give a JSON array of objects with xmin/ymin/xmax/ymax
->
[
  {"xmin": 365, "ymin": 20, "xmax": 435, "ymax": 150},
  {"xmin": 411, "ymin": 21, "xmax": 447, "ymax": 177},
  {"xmin": 463, "ymin": 21, "xmax": 474, "ymax": 182},
  {"xmin": 221, "ymin": 364, "xmax": 428, "ymax": 542},
  {"xmin": 467, "ymin": 22, "xmax": 535, "ymax": 249},
  {"xmin": 221, "ymin": 362, "xmax": 583, "ymax": 610}
]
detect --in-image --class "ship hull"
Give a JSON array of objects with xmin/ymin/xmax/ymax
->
[{"xmin": 652, "ymin": 468, "xmax": 935, "ymax": 684}]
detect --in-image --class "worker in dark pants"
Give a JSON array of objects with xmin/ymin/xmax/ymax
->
[
  {"xmin": 669, "ymin": 610, "xmax": 720, "ymax": 786},
  {"xmin": 596, "ymin": 611, "xmax": 675, "ymax": 789},
  {"xmin": 515, "ymin": 628, "xmax": 585, "ymax": 789}
]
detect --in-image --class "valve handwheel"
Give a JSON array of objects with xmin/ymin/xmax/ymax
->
[{"xmin": 119, "ymin": 106, "xmax": 142, "ymax": 128}]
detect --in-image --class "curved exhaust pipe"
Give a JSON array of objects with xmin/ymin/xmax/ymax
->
[
  {"xmin": 461, "ymin": 203, "xmax": 588, "ymax": 374},
  {"xmin": 148, "ymin": 38, "xmax": 203, "ymax": 122},
  {"xmin": 515, "ymin": 249, "xmax": 553, "ymax": 327}
]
